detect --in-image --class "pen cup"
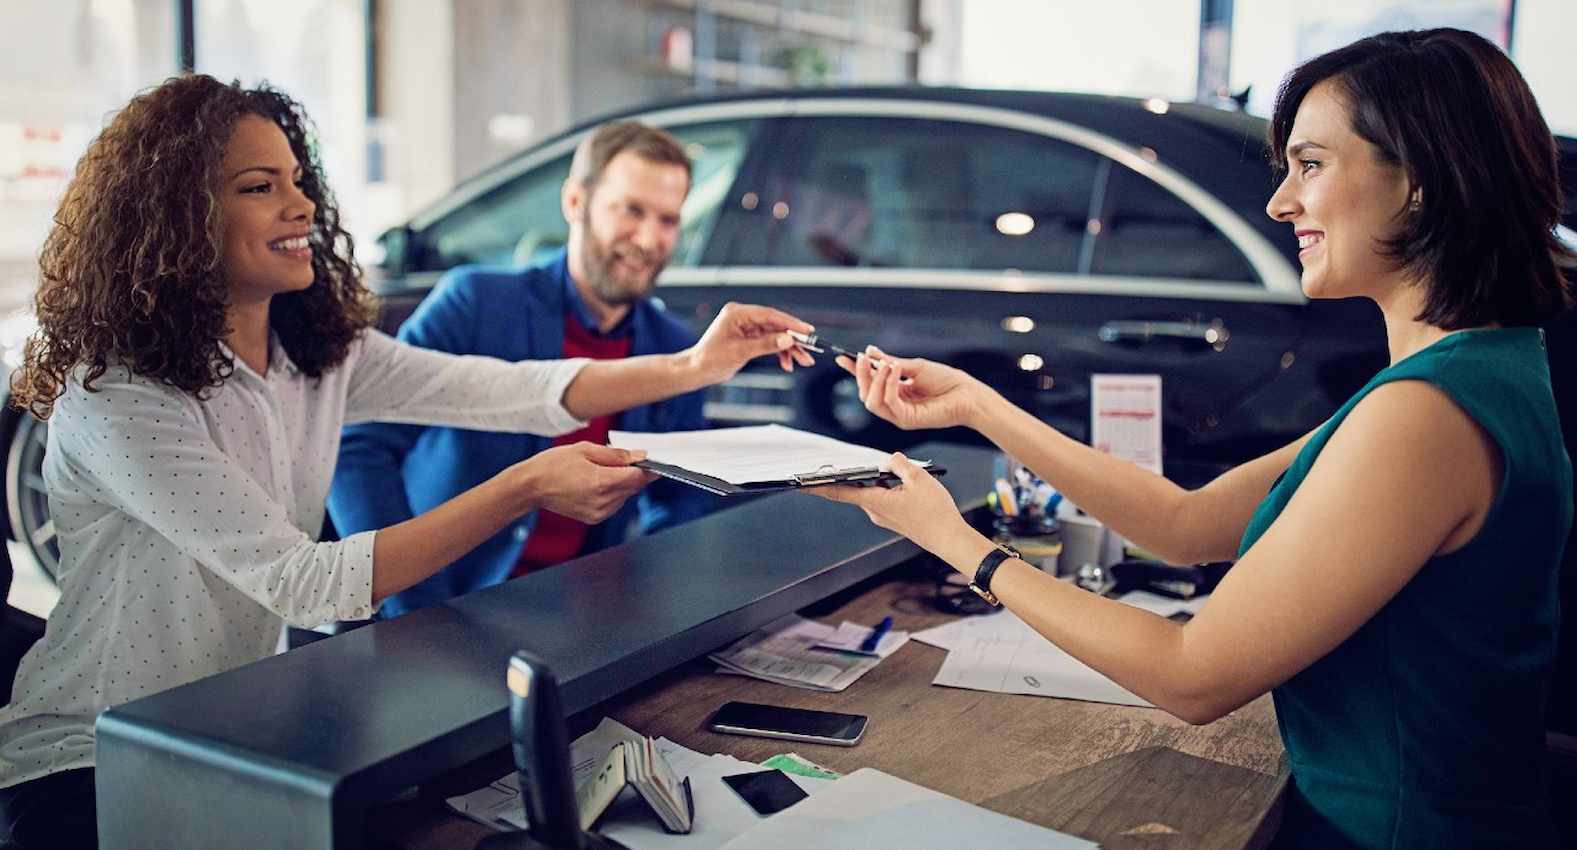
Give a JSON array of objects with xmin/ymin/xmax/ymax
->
[
  {"xmin": 990, "ymin": 454, "xmax": 1062, "ymax": 574},
  {"xmin": 1060, "ymin": 513, "xmax": 1123, "ymax": 578}
]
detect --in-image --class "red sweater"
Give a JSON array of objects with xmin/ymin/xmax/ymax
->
[{"xmin": 511, "ymin": 315, "xmax": 633, "ymax": 577}]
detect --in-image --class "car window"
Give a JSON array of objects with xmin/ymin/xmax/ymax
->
[
  {"xmin": 728, "ymin": 116, "xmax": 1101, "ymax": 272},
  {"xmin": 1091, "ymin": 165, "xmax": 1259, "ymax": 283},
  {"xmin": 421, "ymin": 119, "xmax": 758, "ymax": 271}
]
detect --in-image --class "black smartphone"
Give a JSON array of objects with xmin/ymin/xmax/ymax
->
[
  {"xmin": 721, "ymin": 770, "xmax": 809, "ymax": 816},
  {"xmin": 706, "ymin": 701, "xmax": 868, "ymax": 746}
]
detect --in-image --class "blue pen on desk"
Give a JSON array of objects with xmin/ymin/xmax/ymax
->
[{"xmin": 860, "ymin": 616, "xmax": 894, "ymax": 653}]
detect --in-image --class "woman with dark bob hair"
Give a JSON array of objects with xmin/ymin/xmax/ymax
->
[
  {"xmin": 817, "ymin": 28, "xmax": 1572, "ymax": 849},
  {"xmin": 0, "ymin": 75, "xmax": 813, "ymax": 849}
]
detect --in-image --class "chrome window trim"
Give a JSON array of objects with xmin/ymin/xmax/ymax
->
[
  {"xmin": 781, "ymin": 98, "xmax": 1299, "ymax": 299},
  {"xmin": 411, "ymin": 100, "xmax": 794, "ymax": 230},
  {"xmin": 408, "ymin": 96, "xmax": 1302, "ymax": 304},
  {"xmin": 655, "ymin": 266, "xmax": 1304, "ymax": 305}
]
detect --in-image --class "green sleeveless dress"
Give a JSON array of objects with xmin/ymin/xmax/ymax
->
[{"xmin": 1239, "ymin": 327, "xmax": 1572, "ymax": 850}]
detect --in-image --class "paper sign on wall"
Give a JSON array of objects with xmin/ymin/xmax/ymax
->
[{"xmin": 1090, "ymin": 374, "xmax": 1162, "ymax": 475}]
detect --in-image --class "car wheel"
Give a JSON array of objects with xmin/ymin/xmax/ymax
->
[{"xmin": 6, "ymin": 415, "xmax": 58, "ymax": 584}]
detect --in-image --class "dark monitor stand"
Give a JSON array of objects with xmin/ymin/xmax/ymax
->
[{"xmin": 475, "ymin": 651, "xmax": 631, "ymax": 850}]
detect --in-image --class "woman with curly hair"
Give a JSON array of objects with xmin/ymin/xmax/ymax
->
[{"xmin": 0, "ymin": 74, "xmax": 811, "ymax": 849}]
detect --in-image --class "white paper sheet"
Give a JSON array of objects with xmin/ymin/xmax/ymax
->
[
  {"xmin": 716, "ymin": 768, "xmax": 1098, "ymax": 850},
  {"xmin": 915, "ymin": 610, "xmax": 1151, "ymax": 707},
  {"xmin": 1115, "ymin": 590, "xmax": 1210, "ymax": 618},
  {"xmin": 610, "ymin": 424, "xmax": 928, "ymax": 485}
]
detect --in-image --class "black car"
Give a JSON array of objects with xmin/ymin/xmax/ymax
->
[
  {"xmin": 5, "ymin": 87, "xmax": 1574, "ymax": 581},
  {"xmin": 375, "ymin": 87, "xmax": 1393, "ymax": 473}
]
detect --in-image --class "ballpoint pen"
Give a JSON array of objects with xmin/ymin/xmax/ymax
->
[
  {"xmin": 787, "ymin": 330, "xmax": 881, "ymax": 362},
  {"xmin": 860, "ymin": 616, "xmax": 895, "ymax": 653}
]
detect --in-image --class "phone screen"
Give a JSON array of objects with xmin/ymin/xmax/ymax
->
[
  {"xmin": 707, "ymin": 701, "xmax": 868, "ymax": 744},
  {"xmin": 722, "ymin": 769, "xmax": 809, "ymax": 816}
]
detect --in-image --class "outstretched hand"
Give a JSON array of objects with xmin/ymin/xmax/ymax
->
[
  {"xmin": 835, "ymin": 347, "xmax": 987, "ymax": 432},
  {"xmin": 689, "ymin": 302, "xmax": 816, "ymax": 383},
  {"xmin": 512, "ymin": 442, "xmax": 657, "ymax": 524},
  {"xmin": 810, "ymin": 452, "xmax": 968, "ymax": 553}
]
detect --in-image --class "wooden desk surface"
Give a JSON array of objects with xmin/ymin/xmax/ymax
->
[{"xmin": 379, "ymin": 564, "xmax": 1288, "ymax": 850}]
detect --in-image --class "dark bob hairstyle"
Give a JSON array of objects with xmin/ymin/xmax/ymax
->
[
  {"xmin": 11, "ymin": 74, "xmax": 374, "ymax": 419},
  {"xmin": 1269, "ymin": 28, "xmax": 1574, "ymax": 329}
]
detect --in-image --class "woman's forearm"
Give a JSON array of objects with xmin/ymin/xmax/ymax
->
[{"xmin": 370, "ymin": 469, "xmax": 533, "ymax": 604}]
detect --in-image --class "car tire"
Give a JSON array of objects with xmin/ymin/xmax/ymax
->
[{"xmin": 6, "ymin": 414, "xmax": 57, "ymax": 584}]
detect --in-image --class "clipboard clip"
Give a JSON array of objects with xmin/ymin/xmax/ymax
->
[{"xmin": 792, "ymin": 464, "xmax": 882, "ymax": 486}]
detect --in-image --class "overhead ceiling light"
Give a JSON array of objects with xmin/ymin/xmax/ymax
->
[
  {"xmin": 1143, "ymin": 98, "xmax": 1170, "ymax": 115},
  {"xmin": 995, "ymin": 212, "xmax": 1035, "ymax": 236},
  {"xmin": 1001, "ymin": 316, "xmax": 1035, "ymax": 334},
  {"xmin": 1017, "ymin": 353, "xmax": 1044, "ymax": 372}
]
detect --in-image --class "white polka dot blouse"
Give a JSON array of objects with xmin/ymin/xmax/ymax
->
[{"xmin": 0, "ymin": 329, "xmax": 587, "ymax": 788}]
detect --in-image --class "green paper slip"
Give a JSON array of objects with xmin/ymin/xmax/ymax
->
[{"xmin": 761, "ymin": 752, "xmax": 842, "ymax": 780}]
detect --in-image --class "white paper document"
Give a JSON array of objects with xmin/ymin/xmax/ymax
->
[
  {"xmin": 1115, "ymin": 589, "xmax": 1210, "ymax": 619},
  {"xmin": 914, "ymin": 610, "xmax": 1151, "ymax": 707},
  {"xmin": 610, "ymin": 424, "xmax": 929, "ymax": 485},
  {"xmin": 716, "ymin": 767, "xmax": 1098, "ymax": 850},
  {"xmin": 710, "ymin": 615, "xmax": 909, "ymax": 692}
]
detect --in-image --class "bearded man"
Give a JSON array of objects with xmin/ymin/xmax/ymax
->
[{"xmin": 329, "ymin": 122, "xmax": 719, "ymax": 618}]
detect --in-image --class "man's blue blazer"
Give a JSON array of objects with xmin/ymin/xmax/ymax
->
[{"xmin": 328, "ymin": 251, "xmax": 714, "ymax": 617}]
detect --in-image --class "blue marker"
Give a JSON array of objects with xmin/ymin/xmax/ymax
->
[{"xmin": 860, "ymin": 616, "xmax": 895, "ymax": 653}]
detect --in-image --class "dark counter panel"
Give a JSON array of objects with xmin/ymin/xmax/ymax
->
[{"xmin": 96, "ymin": 442, "xmax": 994, "ymax": 850}]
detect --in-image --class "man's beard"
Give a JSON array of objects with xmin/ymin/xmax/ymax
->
[{"xmin": 579, "ymin": 218, "xmax": 667, "ymax": 307}]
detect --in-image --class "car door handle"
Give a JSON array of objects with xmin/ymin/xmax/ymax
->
[{"xmin": 1097, "ymin": 320, "xmax": 1229, "ymax": 350}]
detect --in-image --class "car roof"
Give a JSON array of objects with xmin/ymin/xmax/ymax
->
[
  {"xmin": 417, "ymin": 86, "xmax": 1296, "ymax": 260},
  {"xmin": 413, "ymin": 86, "xmax": 1577, "ymax": 263}
]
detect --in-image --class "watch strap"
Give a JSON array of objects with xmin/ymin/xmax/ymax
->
[{"xmin": 969, "ymin": 544, "xmax": 1019, "ymax": 606}]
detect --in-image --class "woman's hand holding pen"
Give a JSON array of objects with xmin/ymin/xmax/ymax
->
[{"xmin": 836, "ymin": 347, "xmax": 993, "ymax": 432}]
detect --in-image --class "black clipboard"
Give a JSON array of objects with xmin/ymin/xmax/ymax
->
[{"xmin": 634, "ymin": 459, "xmax": 947, "ymax": 496}]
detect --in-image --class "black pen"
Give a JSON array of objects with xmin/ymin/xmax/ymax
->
[{"xmin": 788, "ymin": 330, "xmax": 881, "ymax": 362}]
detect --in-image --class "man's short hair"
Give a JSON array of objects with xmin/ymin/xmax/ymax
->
[{"xmin": 568, "ymin": 121, "xmax": 692, "ymax": 194}]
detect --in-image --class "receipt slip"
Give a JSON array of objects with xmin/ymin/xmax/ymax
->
[{"xmin": 709, "ymin": 615, "xmax": 909, "ymax": 692}]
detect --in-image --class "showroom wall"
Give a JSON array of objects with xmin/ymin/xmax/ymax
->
[{"xmin": 3, "ymin": 0, "xmax": 1575, "ymax": 313}]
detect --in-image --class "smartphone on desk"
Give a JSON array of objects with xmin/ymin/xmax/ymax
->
[{"xmin": 707, "ymin": 701, "xmax": 868, "ymax": 747}]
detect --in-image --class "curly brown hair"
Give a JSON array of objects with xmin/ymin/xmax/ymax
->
[{"xmin": 10, "ymin": 74, "xmax": 374, "ymax": 418}]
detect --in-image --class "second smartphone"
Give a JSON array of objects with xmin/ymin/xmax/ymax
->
[{"xmin": 706, "ymin": 701, "xmax": 868, "ymax": 747}]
